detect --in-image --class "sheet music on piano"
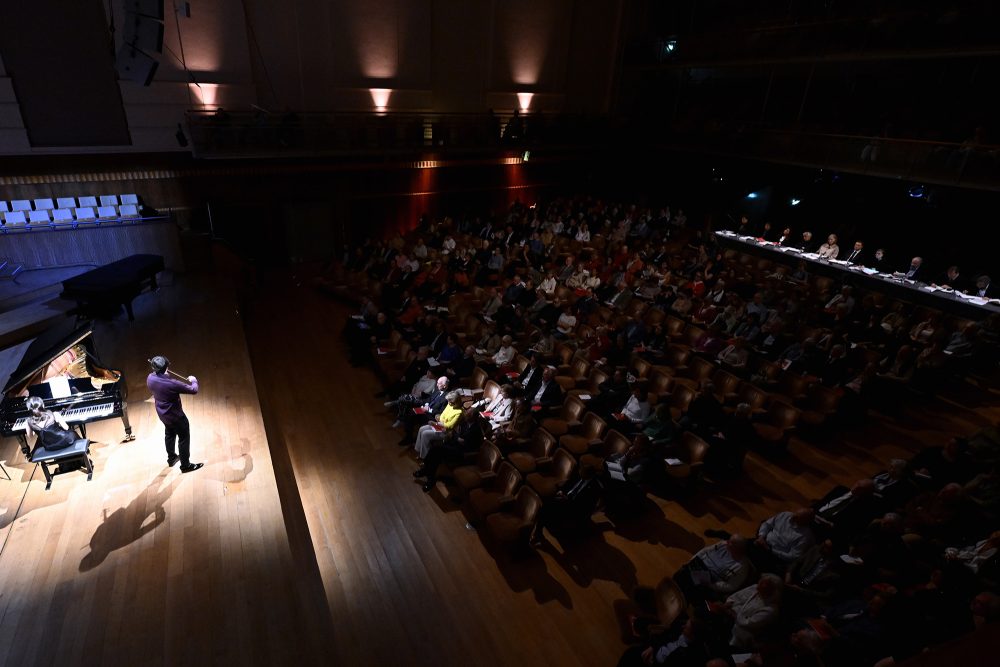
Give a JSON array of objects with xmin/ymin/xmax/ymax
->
[{"xmin": 49, "ymin": 376, "xmax": 72, "ymax": 399}]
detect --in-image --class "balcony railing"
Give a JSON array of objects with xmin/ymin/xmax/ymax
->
[
  {"xmin": 185, "ymin": 110, "xmax": 613, "ymax": 159},
  {"xmin": 648, "ymin": 124, "xmax": 1000, "ymax": 190}
]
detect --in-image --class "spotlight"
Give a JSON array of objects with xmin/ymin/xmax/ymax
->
[
  {"xmin": 522, "ymin": 150, "xmax": 531, "ymax": 162},
  {"xmin": 908, "ymin": 185, "xmax": 926, "ymax": 198},
  {"xmin": 790, "ymin": 198, "xmax": 801, "ymax": 206},
  {"xmin": 746, "ymin": 192, "xmax": 759, "ymax": 199}
]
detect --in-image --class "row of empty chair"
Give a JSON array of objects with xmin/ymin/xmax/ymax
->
[{"xmin": 1, "ymin": 195, "xmax": 144, "ymax": 229}]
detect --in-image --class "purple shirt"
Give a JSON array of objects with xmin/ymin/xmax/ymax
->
[{"xmin": 147, "ymin": 372, "xmax": 199, "ymax": 425}]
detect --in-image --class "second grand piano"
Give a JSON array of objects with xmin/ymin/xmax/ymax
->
[{"xmin": 0, "ymin": 321, "xmax": 133, "ymax": 457}]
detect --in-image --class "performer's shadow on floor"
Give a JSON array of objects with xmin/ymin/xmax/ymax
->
[{"xmin": 79, "ymin": 468, "xmax": 180, "ymax": 572}]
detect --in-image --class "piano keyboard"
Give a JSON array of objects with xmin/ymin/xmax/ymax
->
[{"xmin": 11, "ymin": 402, "xmax": 116, "ymax": 432}]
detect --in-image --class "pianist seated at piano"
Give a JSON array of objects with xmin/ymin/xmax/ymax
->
[{"xmin": 24, "ymin": 396, "xmax": 78, "ymax": 451}]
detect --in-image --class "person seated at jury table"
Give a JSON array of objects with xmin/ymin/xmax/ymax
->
[
  {"xmin": 816, "ymin": 234, "xmax": 840, "ymax": 259},
  {"xmin": 843, "ymin": 240, "xmax": 865, "ymax": 264}
]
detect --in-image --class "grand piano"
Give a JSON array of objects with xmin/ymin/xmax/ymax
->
[
  {"xmin": 0, "ymin": 320, "xmax": 133, "ymax": 460},
  {"xmin": 61, "ymin": 253, "xmax": 164, "ymax": 321}
]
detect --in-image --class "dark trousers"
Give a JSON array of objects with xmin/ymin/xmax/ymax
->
[{"xmin": 164, "ymin": 415, "xmax": 191, "ymax": 466}]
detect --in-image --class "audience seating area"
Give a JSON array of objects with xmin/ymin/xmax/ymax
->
[
  {"xmin": 1, "ymin": 194, "xmax": 151, "ymax": 231},
  {"xmin": 328, "ymin": 196, "xmax": 1000, "ymax": 666}
]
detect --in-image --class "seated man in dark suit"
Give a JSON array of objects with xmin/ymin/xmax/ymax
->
[
  {"xmin": 519, "ymin": 355, "xmax": 544, "ymax": 396},
  {"xmin": 617, "ymin": 618, "xmax": 709, "ymax": 667},
  {"xmin": 397, "ymin": 376, "xmax": 450, "ymax": 444},
  {"xmin": 527, "ymin": 366, "xmax": 563, "ymax": 410},
  {"xmin": 812, "ymin": 479, "xmax": 880, "ymax": 543},
  {"xmin": 898, "ymin": 256, "xmax": 923, "ymax": 281},
  {"xmin": 446, "ymin": 345, "xmax": 477, "ymax": 382},
  {"xmin": 932, "ymin": 265, "xmax": 967, "ymax": 293}
]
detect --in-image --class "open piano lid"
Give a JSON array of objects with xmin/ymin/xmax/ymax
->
[{"xmin": 0, "ymin": 320, "xmax": 96, "ymax": 395}]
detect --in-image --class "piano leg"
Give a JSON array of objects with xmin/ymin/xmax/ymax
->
[
  {"xmin": 79, "ymin": 423, "xmax": 88, "ymax": 440},
  {"xmin": 121, "ymin": 404, "xmax": 135, "ymax": 442},
  {"xmin": 40, "ymin": 462, "xmax": 54, "ymax": 490},
  {"xmin": 84, "ymin": 454, "xmax": 94, "ymax": 481},
  {"xmin": 17, "ymin": 433, "xmax": 30, "ymax": 459}
]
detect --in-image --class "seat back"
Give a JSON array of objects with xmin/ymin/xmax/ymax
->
[
  {"xmin": 626, "ymin": 299, "xmax": 647, "ymax": 319},
  {"xmin": 530, "ymin": 429, "xmax": 558, "ymax": 458},
  {"xmin": 737, "ymin": 383, "xmax": 770, "ymax": 412},
  {"xmin": 654, "ymin": 576, "xmax": 688, "ymax": 629},
  {"xmin": 97, "ymin": 205, "xmax": 117, "ymax": 220},
  {"xmin": 750, "ymin": 358, "xmax": 782, "ymax": 384},
  {"xmin": 632, "ymin": 356, "xmax": 652, "ymax": 379},
  {"xmin": 561, "ymin": 396, "xmax": 587, "ymax": 422},
  {"xmin": 680, "ymin": 431, "xmax": 710, "ymax": 465},
  {"xmin": 28, "ymin": 210, "xmax": 51, "ymax": 225},
  {"xmin": 11, "ymin": 199, "xmax": 32, "ymax": 212},
  {"xmin": 33, "ymin": 198, "xmax": 55, "ymax": 211},
  {"xmin": 482, "ymin": 380, "xmax": 500, "ymax": 402},
  {"xmin": 468, "ymin": 367, "xmax": 489, "ymax": 391},
  {"xmin": 99, "ymin": 194, "xmax": 119, "ymax": 207},
  {"xmin": 581, "ymin": 412, "xmax": 607, "ymax": 441},
  {"xmin": 120, "ymin": 193, "xmax": 139, "ymax": 205},
  {"xmin": 686, "ymin": 356, "xmax": 716, "ymax": 383},
  {"xmin": 644, "ymin": 308, "xmax": 666, "ymax": 327},
  {"xmin": 648, "ymin": 369, "xmax": 674, "ymax": 397},
  {"xmin": 711, "ymin": 369, "xmax": 741, "ymax": 398},
  {"xmin": 664, "ymin": 315, "xmax": 686, "ymax": 338},
  {"xmin": 585, "ymin": 368, "xmax": 608, "ymax": 393},
  {"xmin": 512, "ymin": 354, "xmax": 530, "ymax": 374},
  {"xmin": 569, "ymin": 357, "xmax": 590, "ymax": 382},
  {"xmin": 513, "ymin": 486, "xmax": 542, "ymax": 523},
  {"xmin": 807, "ymin": 383, "xmax": 841, "ymax": 413},
  {"xmin": 56, "ymin": 196, "xmax": 77, "ymax": 209},
  {"xmin": 776, "ymin": 372, "xmax": 810, "ymax": 399},
  {"xmin": 554, "ymin": 375, "xmax": 576, "ymax": 393},
  {"xmin": 552, "ymin": 449, "xmax": 577, "ymax": 482},
  {"xmin": 494, "ymin": 461, "xmax": 522, "ymax": 495},
  {"xmin": 681, "ymin": 325, "xmax": 705, "ymax": 348},
  {"xmin": 74, "ymin": 206, "xmax": 96, "ymax": 221},
  {"xmin": 78, "ymin": 195, "xmax": 98, "ymax": 207},
  {"xmin": 603, "ymin": 429, "xmax": 632, "ymax": 458},
  {"xmin": 477, "ymin": 442, "xmax": 502, "ymax": 473},
  {"xmin": 767, "ymin": 400, "xmax": 800, "ymax": 429},
  {"xmin": 2, "ymin": 211, "xmax": 26, "ymax": 226},
  {"xmin": 118, "ymin": 203, "xmax": 140, "ymax": 218},
  {"xmin": 556, "ymin": 343, "xmax": 574, "ymax": 367},
  {"xmin": 669, "ymin": 384, "xmax": 696, "ymax": 413},
  {"xmin": 52, "ymin": 208, "xmax": 74, "ymax": 224},
  {"xmin": 663, "ymin": 345, "xmax": 691, "ymax": 370}
]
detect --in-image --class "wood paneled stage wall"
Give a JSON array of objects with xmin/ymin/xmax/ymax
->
[{"xmin": 0, "ymin": 221, "xmax": 183, "ymax": 271}]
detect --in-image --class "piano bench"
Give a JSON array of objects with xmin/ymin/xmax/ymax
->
[{"xmin": 30, "ymin": 439, "xmax": 93, "ymax": 490}]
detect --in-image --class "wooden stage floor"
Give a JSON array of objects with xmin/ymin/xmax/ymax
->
[
  {"xmin": 2, "ymin": 262, "xmax": 998, "ymax": 667},
  {"xmin": 0, "ymin": 269, "xmax": 332, "ymax": 666}
]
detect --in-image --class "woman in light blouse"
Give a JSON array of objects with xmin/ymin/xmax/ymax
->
[{"xmin": 816, "ymin": 234, "xmax": 840, "ymax": 259}]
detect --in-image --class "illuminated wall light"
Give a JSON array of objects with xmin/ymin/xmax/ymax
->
[
  {"xmin": 369, "ymin": 88, "xmax": 392, "ymax": 113},
  {"xmin": 790, "ymin": 198, "xmax": 801, "ymax": 206},
  {"xmin": 416, "ymin": 160, "xmax": 440, "ymax": 169},
  {"xmin": 516, "ymin": 92, "xmax": 534, "ymax": 112},
  {"xmin": 190, "ymin": 83, "xmax": 220, "ymax": 108},
  {"xmin": 502, "ymin": 157, "xmax": 524, "ymax": 166}
]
